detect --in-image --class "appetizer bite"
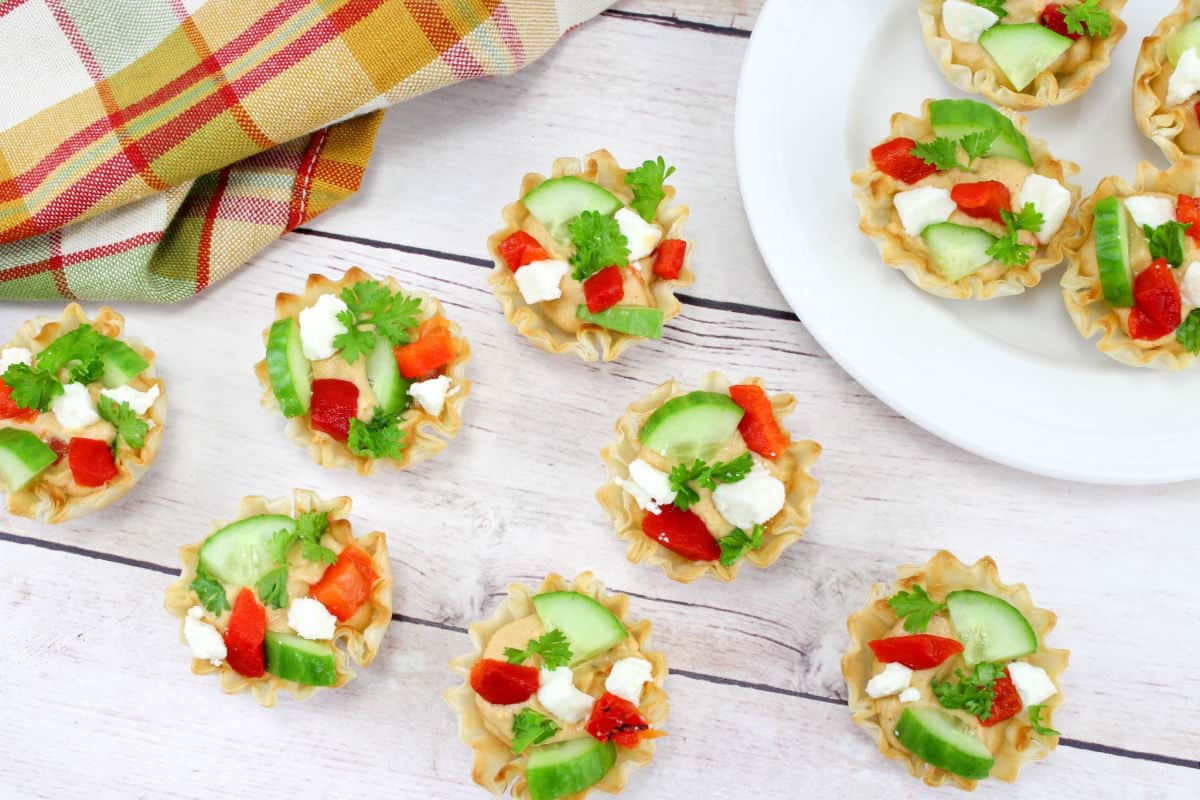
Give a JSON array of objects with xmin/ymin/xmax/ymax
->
[
  {"xmin": 1134, "ymin": 1, "xmax": 1200, "ymax": 162},
  {"xmin": 1062, "ymin": 160, "xmax": 1200, "ymax": 368},
  {"xmin": 597, "ymin": 373, "xmax": 819, "ymax": 583},
  {"xmin": 853, "ymin": 98, "xmax": 1080, "ymax": 299},
  {"xmin": 0, "ymin": 304, "xmax": 165, "ymax": 522},
  {"xmin": 164, "ymin": 490, "xmax": 392, "ymax": 706},
  {"xmin": 446, "ymin": 573, "xmax": 668, "ymax": 800},
  {"xmin": 254, "ymin": 267, "xmax": 470, "ymax": 474},
  {"xmin": 843, "ymin": 551, "xmax": 1067, "ymax": 789},
  {"xmin": 488, "ymin": 150, "xmax": 692, "ymax": 362},
  {"xmin": 919, "ymin": 0, "xmax": 1126, "ymax": 110}
]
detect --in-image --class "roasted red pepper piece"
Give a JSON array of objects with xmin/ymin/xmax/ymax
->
[
  {"xmin": 395, "ymin": 317, "xmax": 455, "ymax": 379},
  {"xmin": 498, "ymin": 230, "xmax": 549, "ymax": 272},
  {"xmin": 653, "ymin": 239, "xmax": 687, "ymax": 280},
  {"xmin": 583, "ymin": 265, "xmax": 625, "ymax": 313},
  {"xmin": 48, "ymin": 438, "xmax": 68, "ymax": 463},
  {"xmin": 67, "ymin": 437, "xmax": 118, "ymax": 487},
  {"xmin": 871, "ymin": 137, "xmax": 937, "ymax": 185},
  {"xmin": 1178, "ymin": 194, "xmax": 1200, "ymax": 244},
  {"xmin": 950, "ymin": 181, "xmax": 1012, "ymax": 225},
  {"xmin": 1128, "ymin": 309, "xmax": 1174, "ymax": 341},
  {"xmin": 1133, "ymin": 259, "xmax": 1182, "ymax": 329},
  {"xmin": 0, "ymin": 380, "xmax": 37, "ymax": 422},
  {"xmin": 310, "ymin": 545, "xmax": 376, "ymax": 621},
  {"xmin": 585, "ymin": 692, "xmax": 652, "ymax": 748},
  {"xmin": 641, "ymin": 505, "xmax": 720, "ymax": 562},
  {"xmin": 728, "ymin": 384, "xmax": 789, "ymax": 459},
  {"xmin": 224, "ymin": 588, "xmax": 266, "ymax": 678},
  {"xmin": 981, "ymin": 669, "xmax": 1023, "ymax": 727},
  {"xmin": 1039, "ymin": 4, "xmax": 1083, "ymax": 40},
  {"xmin": 868, "ymin": 634, "xmax": 965, "ymax": 670},
  {"xmin": 309, "ymin": 378, "xmax": 359, "ymax": 441},
  {"xmin": 470, "ymin": 658, "xmax": 540, "ymax": 705}
]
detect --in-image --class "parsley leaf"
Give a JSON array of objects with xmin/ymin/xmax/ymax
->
[
  {"xmin": 987, "ymin": 203, "xmax": 1043, "ymax": 266},
  {"xmin": 254, "ymin": 565, "xmax": 290, "ymax": 609},
  {"xmin": 625, "ymin": 156, "xmax": 676, "ymax": 222},
  {"xmin": 567, "ymin": 210, "xmax": 630, "ymax": 281},
  {"xmin": 909, "ymin": 137, "xmax": 963, "ymax": 172},
  {"xmin": 718, "ymin": 524, "xmax": 764, "ymax": 567},
  {"xmin": 348, "ymin": 407, "xmax": 405, "ymax": 460},
  {"xmin": 504, "ymin": 630, "xmax": 573, "ymax": 670},
  {"xmin": 267, "ymin": 527, "xmax": 297, "ymax": 565},
  {"xmin": 511, "ymin": 708, "xmax": 560, "ymax": 754},
  {"xmin": 887, "ymin": 584, "xmax": 946, "ymax": 633},
  {"xmin": 295, "ymin": 510, "xmax": 336, "ymax": 564},
  {"xmin": 707, "ymin": 452, "xmax": 754, "ymax": 485},
  {"xmin": 331, "ymin": 281, "xmax": 423, "ymax": 364},
  {"xmin": 960, "ymin": 129, "xmax": 999, "ymax": 168},
  {"xmin": 1064, "ymin": 0, "xmax": 1112, "ymax": 38},
  {"xmin": 974, "ymin": 0, "xmax": 1007, "ymax": 20},
  {"xmin": 1007, "ymin": 203, "xmax": 1044, "ymax": 235},
  {"xmin": 35, "ymin": 324, "xmax": 106, "ymax": 380},
  {"xmin": 932, "ymin": 662, "xmax": 1004, "ymax": 721},
  {"xmin": 190, "ymin": 564, "xmax": 229, "ymax": 615},
  {"xmin": 96, "ymin": 396, "xmax": 148, "ymax": 452},
  {"xmin": 1143, "ymin": 220, "xmax": 1191, "ymax": 267},
  {"xmin": 2, "ymin": 363, "xmax": 62, "ymax": 411},
  {"xmin": 1177, "ymin": 309, "xmax": 1200, "ymax": 354},
  {"xmin": 668, "ymin": 459, "xmax": 707, "ymax": 510},
  {"xmin": 667, "ymin": 452, "xmax": 755, "ymax": 511},
  {"xmin": 1028, "ymin": 704, "xmax": 1061, "ymax": 736}
]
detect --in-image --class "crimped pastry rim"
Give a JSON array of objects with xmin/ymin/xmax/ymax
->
[
  {"xmin": 851, "ymin": 100, "xmax": 1082, "ymax": 300},
  {"xmin": 487, "ymin": 149, "xmax": 694, "ymax": 362},
  {"xmin": 444, "ymin": 572, "xmax": 669, "ymax": 800},
  {"xmin": 162, "ymin": 490, "xmax": 393, "ymax": 707},
  {"xmin": 596, "ymin": 372, "xmax": 821, "ymax": 583},
  {"xmin": 918, "ymin": 0, "xmax": 1128, "ymax": 111},
  {"xmin": 1061, "ymin": 160, "xmax": 1200, "ymax": 369},
  {"xmin": 1133, "ymin": 1, "xmax": 1198, "ymax": 163},
  {"xmin": 842, "ymin": 551, "xmax": 1069, "ymax": 790},
  {"xmin": 0, "ymin": 303, "xmax": 167, "ymax": 523},
  {"xmin": 253, "ymin": 267, "xmax": 471, "ymax": 474}
]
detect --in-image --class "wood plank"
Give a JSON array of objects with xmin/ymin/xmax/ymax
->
[
  {"xmin": 0, "ymin": 233, "xmax": 1197, "ymax": 763},
  {"xmin": 611, "ymin": 0, "xmax": 760, "ymax": 31},
  {"xmin": 3, "ymin": 544, "xmax": 1196, "ymax": 798}
]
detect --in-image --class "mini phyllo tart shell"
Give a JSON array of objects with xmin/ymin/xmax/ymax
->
[
  {"xmin": 0, "ymin": 304, "xmax": 166, "ymax": 523},
  {"xmin": 843, "ymin": 551, "xmax": 1068, "ymax": 790},
  {"xmin": 164, "ymin": 490, "xmax": 392, "ymax": 707},
  {"xmin": 1062, "ymin": 160, "xmax": 1200, "ymax": 369},
  {"xmin": 1134, "ymin": 1, "xmax": 1200, "ymax": 163},
  {"xmin": 254, "ymin": 267, "xmax": 470, "ymax": 474},
  {"xmin": 488, "ymin": 149, "xmax": 693, "ymax": 362},
  {"xmin": 597, "ymin": 372, "xmax": 820, "ymax": 583},
  {"xmin": 853, "ymin": 100, "xmax": 1080, "ymax": 300},
  {"xmin": 919, "ymin": 0, "xmax": 1127, "ymax": 111},
  {"xmin": 446, "ymin": 572, "xmax": 668, "ymax": 800}
]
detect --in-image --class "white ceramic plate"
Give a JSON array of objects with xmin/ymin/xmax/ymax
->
[{"xmin": 736, "ymin": 0, "xmax": 1200, "ymax": 485}]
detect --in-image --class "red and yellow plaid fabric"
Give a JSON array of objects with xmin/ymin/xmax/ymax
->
[{"xmin": 0, "ymin": 0, "xmax": 610, "ymax": 301}]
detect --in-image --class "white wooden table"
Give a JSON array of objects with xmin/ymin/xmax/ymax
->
[{"xmin": 2, "ymin": 2, "xmax": 1198, "ymax": 797}]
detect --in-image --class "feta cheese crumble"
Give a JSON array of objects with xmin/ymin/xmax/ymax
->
[
  {"xmin": 184, "ymin": 606, "xmax": 227, "ymax": 666},
  {"xmin": 409, "ymin": 375, "xmax": 452, "ymax": 416},
  {"xmin": 537, "ymin": 666, "xmax": 595, "ymax": 723},
  {"xmin": 99, "ymin": 384, "xmax": 160, "ymax": 415},
  {"xmin": 1124, "ymin": 195, "xmax": 1176, "ymax": 231},
  {"xmin": 1182, "ymin": 263, "xmax": 1200, "ymax": 307},
  {"xmin": 1167, "ymin": 48, "xmax": 1200, "ymax": 106},
  {"xmin": 51, "ymin": 382, "xmax": 99, "ymax": 430},
  {"xmin": 615, "ymin": 207, "xmax": 664, "ymax": 261},
  {"xmin": 515, "ymin": 259, "xmax": 569, "ymax": 304},
  {"xmin": 865, "ymin": 662, "xmax": 913, "ymax": 698},
  {"xmin": 1018, "ymin": 174, "xmax": 1072, "ymax": 243},
  {"xmin": 898, "ymin": 687, "xmax": 921, "ymax": 704},
  {"xmin": 605, "ymin": 657, "xmax": 654, "ymax": 706},
  {"xmin": 1006, "ymin": 661, "xmax": 1057, "ymax": 707},
  {"xmin": 0, "ymin": 347, "xmax": 32, "ymax": 373},
  {"xmin": 711, "ymin": 461, "xmax": 786, "ymax": 529},
  {"xmin": 942, "ymin": 0, "xmax": 999, "ymax": 44},
  {"xmin": 625, "ymin": 458, "xmax": 676, "ymax": 512},
  {"xmin": 287, "ymin": 597, "xmax": 338, "ymax": 641},
  {"xmin": 298, "ymin": 293, "xmax": 349, "ymax": 361},
  {"xmin": 894, "ymin": 187, "xmax": 955, "ymax": 236}
]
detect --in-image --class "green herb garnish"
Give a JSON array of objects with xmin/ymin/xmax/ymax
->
[
  {"xmin": 987, "ymin": 202, "xmax": 1044, "ymax": 266},
  {"xmin": 504, "ymin": 630, "xmax": 573, "ymax": 670},
  {"xmin": 973, "ymin": 0, "xmax": 1007, "ymax": 20},
  {"xmin": 718, "ymin": 524, "xmax": 764, "ymax": 567},
  {"xmin": 1143, "ymin": 220, "xmax": 1191, "ymax": 267},
  {"xmin": 511, "ymin": 708, "xmax": 559, "ymax": 754},
  {"xmin": 667, "ymin": 452, "xmax": 754, "ymax": 511},
  {"xmin": 348, "ymin": 407, "xmax": 405, "ymax": 460},
  {"xmin": 932, "ymin": 661, "xmax": 1004, "ymax": 721},
  {"xmin": 1029, "ymin": 704, "xmax": 1061, "ymax": 736},
  {"xmin": 625, "ymin": 156, "xmax": 676, "ymax": 222},
  {"xmin": 1064, "ymin": 0, "xmax": 1112, "ymax": 38},
  {"xmin": 567, "ymin": 210, "xmax": 630, "ymax": 281},
  {"xmin": 2, "ymin": 363, "xmax": 62, "ymax": 411},
  {"xmin": 887, "ymin": 584, "xmax": 946, "ymax": 633},
  {"xmin": 1177, "ymin": 309, "xmax": 1200, "ymax": 354},
  {"xmin": 909, "ymin": 137, "xmax": 963, "ymax": 172},
  {"xmin": 254, "ymin": 565, "xmax": 290, "ymax": 610},
  {"xmin": 190, "ymin": 564, "xmax": 229, "ymax": 615},
  {"xmin": 97, "ymin": 396, "xmax": 148, "ymax": 453},
  {"xmin": 332, "ymin": 280, "xmax": 423, "ymax": 364}
]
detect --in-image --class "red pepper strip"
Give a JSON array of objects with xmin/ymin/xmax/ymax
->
[
  {"xmin": 309, "ymin": 378, "xmax": 359, "ymax": 442},
  {"xmin": 585, "ymin": 692, "xmax": 653, "ymax": 748},
  {"xmin": 310, "ymin": 546, "xmax": 376, "ymax": 622},
  {"xmin": 640, "ymin": 505, "xmax": 720, "ymax": 562},
  {"xmin": 498, "ymin": 230, "xmax": 549, "ymax": 272},
  {"xmin": 653, "ymin": 239, "xmax": 687, "ymax": 280},
  {"xmin": 1178, "ymin": 194, "xmax": 1200, "ymax": 244},
  {"xmin": 1039, "ymin": 4, "xmax": 1082, "ymax": 40},
  {"xmin": 981, "ymin": 669, "xmax": 1022, "ymax": 727},
  {"xmin": 224, "ymin": 588, "xmax": 266, "ymax": 678},
  {"xmin": 0, "ymin": 380, "xmax": 37, "ymax": 422},
  {"xmin": 728, "ymin": 384, "xmax": 789, "ymax": 459},
  {"xmin": 470, "ymin": 658, "xmax": 541, "ymax": 705},
  {"xmin": 871, "ymin": 138, "xmax": 937, "ymax": 184},
  {"xmin": 67, "ymin": 437, "xmax": 118, "ymax": 487},
  {"xmin": 583, "ymin": 265, "xmax": 625, "ymax": 313},
  {"xmin": 950, "ymin": 181, "xmax": 1012, "ymax": 225},
  {"xmin": 1130, "ymin": 259, "xmax": 1181, "ymax": 339},
  {"xmin": 867, "ymin": 635, "xmax": 965, "ymax": 670},
  {"xmin": 395, "ymin": 317, "xmax": 456, "ymax": 379}
]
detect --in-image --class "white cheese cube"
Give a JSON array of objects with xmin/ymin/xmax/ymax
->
[
  {"xmin": 287, "ymin": 597, "xmax": 338, "ymax": 641},
  {"xmin": 51, "ymin": 382, "xmax": 99, "ymax": 430},
  {"xmin": 898, "ymin": 687, "xmax": 921, "ymax": 704},
  {"xmin": 537, "ymin": 666, "xmax": 595, "ymax": 723},
  {"xmin": 1168, "ymin": 48, "xmax": 1200, "ymax": 106},
  {"xmin": 515, "ymin": 259, "xmax": 569, "ymax": 304},
  {"xmin": 942, "ymin": 0, "xmax": 999, "ymax": 43},
  {"xmin": 409, "ymin": 375, "xmax": 452, "ymax": 416},
  {"xmin": 1182, "ymin": 263, "xmax": 1200, "ymax": 307},
  {"xmin": 614, "ymin": 477, "xmax": 660, "ymax": 515},
  {"xmin": 628, "ymin": 459, "xmax": 676, "ymax": 506},
  {"xmin": 185, "ymin": 606, "xmax": 227, "ymax": 666},
  {"xmin": 1123, "ymin": 195, "xmax": 1176, "ymax": 231},
  {"xmin": 1006, "ymin": 662, "xmax": 1057, "ymax": 707},
  {"xmin": 615, "ymin": 207, "xmax": 664, "ymax": 261},
  {"xmin": 1018, "ymin": 174, "xmax": 1072, "ymax": 243},
  {"xmin": 298, "ymin": 293, "xmax": 349, "ymax": 361},
  {"xmin": 0, "ymin": 347, "xmax": 32, "ymax": 373},
  {"xmin": 865, "ymin": 662, "xmax": 913, "ymax": 698},
  {"xmin": 711, "ymin": 462, "xmax": 786, "ymax": 529},
  {"xmin": 605, "ymin": 657, "xmax": 654, "ymax": 706},
  {"xmin": 894, "ymin": 187, "xmax": 955, "ymax": 236},
  {"xmin": 100, "ymin": 384, "xmax": 160, "ymax": 415}
]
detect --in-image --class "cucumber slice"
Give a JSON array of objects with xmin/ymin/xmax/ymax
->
[
  {"xmin": 0, "ymin": 429, "xmax": 56, "ymax": 491},
  {"xmin": 522, "ymin": 177, "xmax": 622, "ymax": 243},
  {"xmin": 639, "ymin": 390, "xmax": 745, "ymax": 460},
  {"xmin": 198, "ymin": 514, "xmax": 297, "ymax": 587},
  {"xmin": 1093, "ymin": 196, "xmax": 1134, "ymax": 307},
  {"xmin": 1167, "ymin": 18, "xmax": 1200, "ymax": 65},
  {"xmin": 98, "ymin": 339, "xmax": 149, "ymax": 388},
  {"xmin": 929, "ymin": 99, "xmax": 1032, "ymax": 166},
  {"xmin": 526, "ymin": 737, "xmax": 617, "ymax": 800},
  {"xmin": 895, "ymin": 707, "xmax": 995, "ymax": 781},
  {"xmin": 979, "ymin": 24, "xmax": 1073, "ymax": 93},
  {"xmin": 920, "ymin": 223, "xmax": 998, "ymax": 281},
  {"xmin": 532, "ymin": 592, "xmax": 628, "ymax": 665},
  {"xmin": 575, "ymin": 305, "xmax": 664, "ymax": 339},
  {"xmin": 946, "ymin": 589, "xmax": 1038, "ymax": 665},
  {"xmin": 365, "ymin": 337, "xmax": 408, "ymax": 415},
  {"xmin": 265, "ymin": 318, "xmax": 312, "ymax": 418},
  {"xmin": 264, "ymin": 631, "xmax": 337, "ymax": 686}
]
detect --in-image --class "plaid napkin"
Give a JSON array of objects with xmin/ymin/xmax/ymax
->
[{"xmin": 0, "ymin": 0, "xmax": 611, "ymax": 301}]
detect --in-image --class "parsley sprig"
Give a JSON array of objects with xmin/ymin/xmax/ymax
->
[
  {"xmin": 718, "ymin": 524, "xmax": 764, "ymax": 567},
  {"xmin": 909, "ymin": 131, "xmax": 999, "ymax": 172},
  {"xmin": 2, "ymin": 363, "xmax": 62, "ymax": 411},
  {"xmin": 567, "ymin": 210, "xmax": 630, "ymax": 281},
  {"xmin": 932, "ymin": 662, "xmax": 1004, "ymax": 721},
  {"xmin": 348, "ymin": 407, "xmax": 405, "ymax": 459},
  {"xmin": 668, "ymin": 452, "xmax": 754, "ymax": 511},
  {"xmin": 1064, "ymin": 0, "xmax": 1112, "ymax": 38},
  {"xmin": 332, "ymin": 281, "xmax": 423, "ymax": 364},
  {"xmin": 625, "ymin": 156, "xmax": 676, "ymax": 222},
  {"xmin": 504, "ymin": 630, "xmax": 573, "ymax": 670},
  {"xmin": 987, "ymin": 203, "xmax": 1044, "ymax": 266},
  {"xmin": 511, "ymin": 708, "xmax": 559, "ymax": 754},
  {"xmin": 887, "ymin": 584, "xmax": 946, "ymax": 633},
  {"xmin": 1028, "ymin": 704, "xmax": 1061, "ymax": 736},
  {"xmin": 190, "ymin": 564, "xmax": 230, "ymax": 615},
  {"xmin": 1177, "ymin": 309, "xmax": 1200, "ymax": 354},
  {"xmin": 97, "ymin": 396, "xmax": 148, "ymax": 454},
  {"xmin": 973, "ymin": 0, "xmax": 1007, "ymax": 20},
  {"xmin": 1143, "ymin": 220, "xmax": 1191, "ymax": 267},
  {"xmin": 36, "ymin": 324, "xmax": 107, "ymax": 384},
  {"xmin": 254, "ymin": 512, "xmax": 335, "ymax": 608}
]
